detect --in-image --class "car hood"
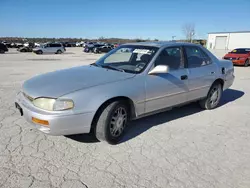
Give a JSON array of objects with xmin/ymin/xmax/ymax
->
[{"xmin": 22, "ymin": 65, "xmax": 135, "ymax": 98}]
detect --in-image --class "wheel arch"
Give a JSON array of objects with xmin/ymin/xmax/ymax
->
[
  {"xmin": 90, "ymin": 96, "xmax": 136, "ymax": 130},
  {"xmin": 213, "ymin": 78, "xmax": 224, "ymax": 88}
]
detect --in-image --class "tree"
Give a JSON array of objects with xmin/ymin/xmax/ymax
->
[{"xmin": 182, "ymin": 23, "xmax": 195, "ymax": 42}]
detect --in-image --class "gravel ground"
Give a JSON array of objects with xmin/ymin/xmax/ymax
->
[{"xmin": 0, "ymin": 48, "xmax": 250, "ymax": 188}]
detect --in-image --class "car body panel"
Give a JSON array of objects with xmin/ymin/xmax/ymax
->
[
  {"xmin": 145, "ymin": 68, "xmax": 189, "ymax": 113},
  {"xmin": 22, "ymin": 66, "xmax": 135, "ymax": 98},
  {"xmin": 187, "ymin": 64, "xmax": 217, "ymax": 101},
  {"xmin": 17, "ymin": 42, "xmax": 235, "ymax": 136}
]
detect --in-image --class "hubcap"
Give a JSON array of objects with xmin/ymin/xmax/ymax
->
[
  {"xmin": 209, "ymin": 87, "xmax": 219, "ymax": 105},
  {"xmin": 110, "ymin": 107, "xmax": 127, "ymax": 137}
]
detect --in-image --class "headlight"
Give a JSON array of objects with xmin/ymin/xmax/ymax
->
[
  {"xmin": 32, "ymin": 98, "xmax": 74, "ymax": 111},
  {"xmin": 238, "ymin": 57, "xmax": 246, "ymax": 60},
  {"xmin": 33, "ymin": 98, "xmax": 56, "ymax": 111},
  {"xmin": 53, "ymin": 99, "xmax": 74, "ymax": 111}
]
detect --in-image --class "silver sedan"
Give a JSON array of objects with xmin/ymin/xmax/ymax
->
[{"xmin": 15, "ymin": 42, "xmax": 234, "ymax": 144}]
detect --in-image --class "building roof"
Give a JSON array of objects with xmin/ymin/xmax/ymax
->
[
  {"xmin": 208, "ymin": 31, "xmax": 250, "ymax": 34},
  {"xmin": 125, "ymin": 41, "xmax": 200, "ymax": 48}
]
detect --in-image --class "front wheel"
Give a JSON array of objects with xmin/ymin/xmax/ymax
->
[
  {"xmin": 0, "ymin": 49, "xmax": 5, "ymax": 54},
  {"xmin": 199, "ymin": 83, "xmax": 222, "ymax": 110},
  {"xmin": 36, "ymin": 50, "xmax": 43, "ymax": 55},
  {"xmin": 94, "ymin": 101, "xmax": 129, "ymax": 144}
]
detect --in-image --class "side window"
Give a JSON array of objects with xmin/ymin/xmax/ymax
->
[
  {"xmin": 154, "ymin": 47, "xmax": 184, "ymax": 70},
  {"xmin": 185, "ymin": 46, "xmax": 212, "ymax": 68}
]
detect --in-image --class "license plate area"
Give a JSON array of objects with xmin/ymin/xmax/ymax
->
[{"xmin": 15, "ymin": 102, "xmax": 23, "ymax": 116}]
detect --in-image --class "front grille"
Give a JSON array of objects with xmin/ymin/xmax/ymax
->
[
  {"xmin": 22, "ymin": 92, "xmax": 34, "ymax": 102},
  {"xmin": 224, "ymin": 57, "xmax": 237, "ymax": 60}
]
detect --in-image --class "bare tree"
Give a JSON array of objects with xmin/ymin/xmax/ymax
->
[{"xmin": 182, "ymin": 23, "xmax": 195, "ymax": 42}]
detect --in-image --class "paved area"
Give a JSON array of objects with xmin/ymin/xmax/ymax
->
[{"xmin": 0, "ymin": 48, "xmax": 250, "ymax": 188}]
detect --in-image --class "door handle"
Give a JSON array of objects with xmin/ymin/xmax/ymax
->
[
  {"xmin": 211, "ymin": 71, "xmax": 215, "ymax": 74},
  {"xmin": 181, "ymin": 75, "xmax": 188, "ymax": 80}
]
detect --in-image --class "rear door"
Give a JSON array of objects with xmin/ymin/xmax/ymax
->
[
  {"xmin": 50, "ymin": 43, "xmax": 57, "ymax": 53},
  {"xmin": 184, "ymin": 46, "xmax": 217, "ymax": 101}
]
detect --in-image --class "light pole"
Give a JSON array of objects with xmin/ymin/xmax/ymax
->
[{"xmin": 190, "ymin": 30, "xmax": 195, "ymax": 43}]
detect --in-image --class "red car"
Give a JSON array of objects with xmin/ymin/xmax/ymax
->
[{"xmin": 223, "ymin": 48, "xmax": 250, "ymax": 66}]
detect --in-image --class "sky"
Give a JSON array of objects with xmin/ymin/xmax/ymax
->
[{"xmin": 0, "ymin": 0, "xmax": 250, "ymax": 40}]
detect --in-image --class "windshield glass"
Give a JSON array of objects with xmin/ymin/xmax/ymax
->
[
  {"xmin": 95, "ymin": 45, "xmax": 158, "ymax": 74},
  {"xmin": 230, "ymin": 48, "xmax": 250, "ymax": 54}
]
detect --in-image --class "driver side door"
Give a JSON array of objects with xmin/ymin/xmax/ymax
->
[{"xmin": 145, "ymin": 46, "xmax": 189, "ymax": 113}]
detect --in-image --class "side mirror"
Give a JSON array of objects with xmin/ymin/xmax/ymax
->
[{"xmin": 148, "ymin": 65, "xmax": 169, "ymax": 75}]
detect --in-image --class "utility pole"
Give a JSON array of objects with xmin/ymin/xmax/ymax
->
[{"xmin": 190, "ymin": 30, "xmax": 195, "ymax": 43}]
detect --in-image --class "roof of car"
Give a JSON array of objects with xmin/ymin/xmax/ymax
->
[{"xmin": 123, "ymin": 41, "xmax": 201, "ymax": 48}]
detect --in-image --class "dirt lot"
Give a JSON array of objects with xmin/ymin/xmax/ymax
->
[{"xmin": 0, "ymin": 48, "xmax": 250, "ymax": 188}]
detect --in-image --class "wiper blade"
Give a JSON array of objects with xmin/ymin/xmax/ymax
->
[
  {"xmin": 101, "ymin": 65, "xmax": 125, "ymax": 72},
  {"xmin": 90, "ymin": 63, "xmax": 101, "ymax": 67}
]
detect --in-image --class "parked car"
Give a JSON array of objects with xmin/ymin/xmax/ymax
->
[
  {"xmin": 84, "ymin": 44, "xmax": 103, "ymax": 53},
  {"xmin": 0, "ymin": 43, "xmax": 8, "ymax": 53},
  {"xmin": 33, "ymin": 43, "xmax": 65, "ymax": 54},
  {"xmin": 113, "ymin": 43, "xmax": 120, "ymax": 48},
  {"xmin": 15, "ymin": 43, "xmax": 24, "ymax": 48},
  {"xmin": 223, "ymin": 48, "xmax": 250, "ymax": 66},
  {"xmin": 15, "ymin": 42, "xmax": 234, "ymax": 144},
  {"xmin": 93, "ymin": 45, "xmax": 113, "ymax": 53},
  {"xmin": 62, "ymin": 42, "xmax": 76, "ymax": 47},
  {"xmin": 2, "ymin": 41, "xmax": 11, "ymax": 48}
]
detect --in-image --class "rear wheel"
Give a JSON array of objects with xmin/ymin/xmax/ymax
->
[
  {"xmin": 0, "ymin": 49, "xmax": 5, "ymax": 54},
  {"xmin": 244, "ymin": 59, "xmax": 249, "ymax": 67},
  {"xmin": 56, "ymin": 50, "xmax": 62, "ymax": 54},
  {"xmin": 199, "ymin": 82, "xmax": 222, "ymax": 110},
  {"xmin": 94, "ymin": 101, "xmax": 129, "ymax": 144}
]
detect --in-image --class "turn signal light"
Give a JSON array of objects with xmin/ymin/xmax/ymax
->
[{"xmin": 32, "ymin": 117, "xmax": 49, "ymax": 127}]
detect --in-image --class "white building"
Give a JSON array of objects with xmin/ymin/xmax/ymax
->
[{"xmin": 207, "ymin": 31, "xmax": 250, "ymax": 50}]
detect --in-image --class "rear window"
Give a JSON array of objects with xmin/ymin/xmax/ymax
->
[{"xmin": 230, "ymin": 49, "xmax": 250, "ymax": 54}]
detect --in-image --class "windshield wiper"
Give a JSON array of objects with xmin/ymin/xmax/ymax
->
[
  {"xmin": 101, "ymin": 65, "xmax": 125, "ymax": 72},
  {"xmin": 90, "ymin": 63, "xmax": 101, "ymax": 67}
]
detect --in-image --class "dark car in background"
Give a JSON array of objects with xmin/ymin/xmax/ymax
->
[
  {"xmin": 223, "ymin": 48, "xmax": 250, "ymax": 66},
  {"xmin": 93, "ymin": 45, "xmax": 113, "ymax": 53},
  {"xmin": 84, "ymin": 44, "xmax": 103, "ymax": 53},
  {"xmin": 62, "ymin": 42, "xmax": 76, "ymax": 47},
  {"xmin": 18, "ymin": 43, "xmax": 35, "ymax": 52},
  {"xmin": 0, "ymin": 43, "xmax": 8, "ymax": 53}
]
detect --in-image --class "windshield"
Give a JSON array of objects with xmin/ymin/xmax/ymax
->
[
  {"xmin": 95, "ymin": 45, "xmax": 158, "ymax": 74},
  {"xmin": 230, "ymin": 49, "xmax": 250, "ymax": 54}
]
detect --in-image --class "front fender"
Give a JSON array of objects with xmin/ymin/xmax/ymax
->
[{"xmin": 61, "ymin": 76, "xmax": 146, "ymax": 117}]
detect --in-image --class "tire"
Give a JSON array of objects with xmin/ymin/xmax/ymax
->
[
  {"xmin": 94, "ymin": 101, "xmax": 129, "ymax": 144},
  {"xmin": 56, "ymin": 50, "xmax": 62, "ymax": 54},
  {"xmin": 244, "ymin": 59, "xmax": 249, "ymax": 67},
  {"xmin": 36, "ymin": 50, "xmax": 43, "ymax": 55},
  {"xmin": 199, "ymin": 82, "xmax": 222, "ymax": 110},
  {"xmin": 0, "ymin": 49, "xmax": 5, "ymax": 54}
]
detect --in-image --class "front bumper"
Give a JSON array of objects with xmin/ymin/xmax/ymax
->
[
  {"xmin": 232, "ymin": 60, "xmax": 245, "ymax": 65},
  {"xmin": 15, "ymin": 92, "xmax": 94, "ymax": 136}
]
